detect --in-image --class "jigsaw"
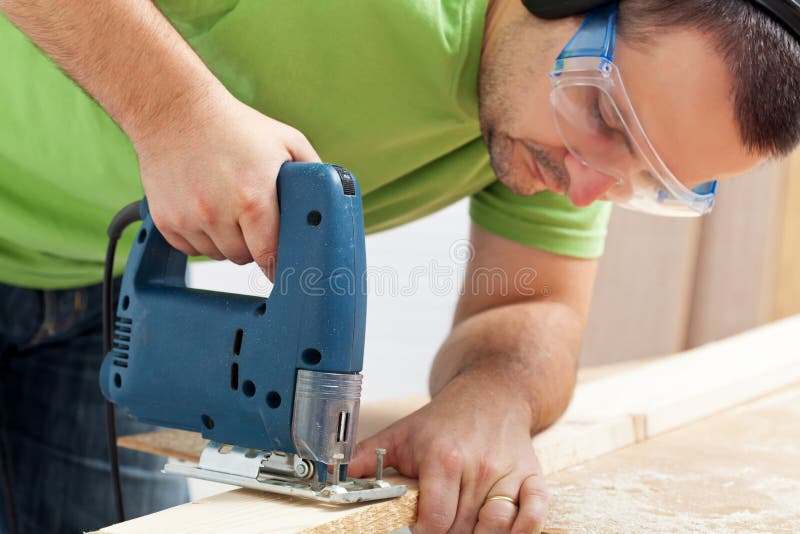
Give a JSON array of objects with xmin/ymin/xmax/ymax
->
[{"xmin": 99, "ymin": 162, "xmax": 406, "ymax": 504}]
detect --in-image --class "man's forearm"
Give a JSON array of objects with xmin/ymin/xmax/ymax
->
[
  {"xmin": 429, "ymin": 300, "xmax": 585, "ymax": 434},
  {"xmin": 0, "ymin": 0, "xmax": 225, "ymax": 144}
]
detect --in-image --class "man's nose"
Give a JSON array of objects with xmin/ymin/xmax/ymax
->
[{"xmin": 563, "ymin": 153, "xmax": 619, "ymax": 207}]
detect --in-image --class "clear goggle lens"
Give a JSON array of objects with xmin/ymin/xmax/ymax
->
[{"xmin": 550, "ymin": 83, "xmax": 715, "ymax": 217}]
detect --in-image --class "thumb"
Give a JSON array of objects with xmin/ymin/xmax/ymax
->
[{"xmin": 347, "ymin": 428, "xmax": 400, "ymax": 478}]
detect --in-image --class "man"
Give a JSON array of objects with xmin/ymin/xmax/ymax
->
[{"xmin": 0, "ymin": 0, "xmax": 798, "ymax": 532}]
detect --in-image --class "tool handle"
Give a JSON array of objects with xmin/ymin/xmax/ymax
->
[
  {"xmin": 100, "ymin": 163, "xmax": 367, "ymax": 451},
  {"xmin": 131, "ymin": 162, "xmax": 361, "ymax": 291}
]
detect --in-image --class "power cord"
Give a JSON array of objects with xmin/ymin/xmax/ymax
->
[
  {"xmin": 0, "ymin": 201, "xmax": 141, "ymax": 533},
  {"xmin": 102, "ymin": 200, "xmax": 142, "ymax": 524}
]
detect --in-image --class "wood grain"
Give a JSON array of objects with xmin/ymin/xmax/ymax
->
[
  {"xmin": 117, "ymin": 429, "xmax": 206, "ymax": 463},
  {"xmin": 581, "ymin": 207, "xmax": 701, "ymax": 366},
  {"xmin": 687, "ymin": 160, "xmax": 789, "ymax": 346},
  {"xmin": 546, "ymin": 384, "xmax": 800, "ymax": 533},
  {"xmin": 775, "ymin": 152, "xmax": 800, "ymax": 320},
  {"xmin": 103, "ymin": 317, "xmax": 800, "ymax": 533}
]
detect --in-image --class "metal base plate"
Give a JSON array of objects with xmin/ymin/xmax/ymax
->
[
  {"xmin": 164, "ymin": 462, "xmax": 406, "ymax": 504},
  {"xmin": 163, "ymin": 442, "xmax": 406, "ymax": 504}
]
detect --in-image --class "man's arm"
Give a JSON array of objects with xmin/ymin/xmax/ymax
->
[
  {"xmin": 349, "ymin": 223, "xmax": 598, "ymax": 534},
  {"xmin": 431, "ymin": 223, "xmax": 596, "ymax": 432},
  {"xmin": 0, "ymin": 0, "xmax": 218, "ymax": 147},
  {"xmin": 0, "ymin": 0, "xmax": 319, "ymax": 273}
]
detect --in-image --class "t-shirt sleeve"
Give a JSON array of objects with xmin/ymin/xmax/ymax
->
[{"xmin": 469, "ymin": 181, "xmax": 612, "ymax": 259}]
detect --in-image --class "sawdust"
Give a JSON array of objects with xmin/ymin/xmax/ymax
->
[{"xmin": 543, "ymin": 387, "xmax": 800, "ymax": 533}]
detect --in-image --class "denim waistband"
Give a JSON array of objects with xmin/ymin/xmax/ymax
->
[{"xmin": 0, "ymin": 279, "xmax": 120, "ymax": 354}]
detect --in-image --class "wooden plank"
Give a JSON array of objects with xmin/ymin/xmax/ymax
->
[
  {"xmin": 533, "ymin": 416, "xmax": 636, "ymax": 476},
  {"xmin": 564, "ymin": 314, "xmax": 800, "ymax": 438},
  {"xmin": 94, "ymin": 478, "xmax": 419, "ymax": 534},
  {"xmin": 102, "ymin": 316, "xmax": 800, "ymax": 533},
  {"xmin": 687, "ymin": 159, "xmax": 789, "ymax": 346},
  {"xmin": 580, "ymin": 208, "xmax": 701, "ymax": 366},
  {"xmin": 546, "ymin": 384, "xmax": 800, "ymax": 533},
  {"xmin": 774, "ymin": 151, "xmax": 800, "ymax": 320},
  {"xmin": 118, "ymin": 429, "xmax": 206, "ymax": 464}
]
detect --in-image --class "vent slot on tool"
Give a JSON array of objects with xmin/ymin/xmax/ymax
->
[
  {"xmin": 230, "ymin": 328, "xmax": 243, "ymax": 390},
  {"xmin": 337, "ymin": 411, "xmax": 350, "ymax": 443},
  {"xmin": 230, "ymin": 363, "xmax": 239, "ymax": 391},
  {"xmin": 232, "ymin": 328, "xmax": 243, "ymax": 356},
  {"xmin": 112, "ymin": 316, "xmax": 133, "ymax": 367}
]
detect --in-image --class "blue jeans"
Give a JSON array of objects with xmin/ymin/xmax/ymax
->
[{"xmin": 0, "ymin": 280, "xmax": 189, "ymax": 533}]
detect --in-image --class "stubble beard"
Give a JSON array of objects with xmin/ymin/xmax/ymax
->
[{"xmin": 478, "ymin": 20, "xmax": 570, "ymax": 196}]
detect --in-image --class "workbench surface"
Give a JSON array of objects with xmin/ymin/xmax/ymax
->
[
  {"xmin": 100, "ymin": 387, "xmax": 800, "ymax": 533},
  {"xmin": 545, "ymin": 385, "xmax": 800, "ymax": 533},
  {"xmin": 99, "ymin": 318, "xmax": 800, "ymax": 533}
]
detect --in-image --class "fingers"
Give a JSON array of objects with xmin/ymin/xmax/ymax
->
[
  {"xmin": 473, "ymin": 472, "xmax": 548, "ymax": 534},
  {"xmin": 411, "ymin": 443, "xmax": 464, "ymax": 534},
  {"xmin": 135, "ymin": 98, "xmax": 321, "ymax": 268},
  {"xmin": 511, "ymin": 474, "xmax": 549, "ymax": 534},
  {"xmin": 152, "ymin": 183, "xmax": 278, "ymax": 270},
  {"xmin": 239, "ymin": 194, "xmax": 280, "ymax": 277},
  {"xmin": 181, "ymin": 230, "xmax": 226, "ymax": 261},
  {"xmin": 203, "ymin": 222, "xmax": 252, "ymax": 265},
  {"xmin": 151, "ymin": 180, "xmax": 277, "ymax": 268},
  {"xmin": 472, "ymin": 472, "xmax": 520, "ymax": 534},
  {"xmin": 450, "ymin": 455, "xmax": 514, "ymax": 533},
  {"xmin": 160, "ymin": 226, "xmax": 224, "ymax": 261},
  {"xmin": 476, "ymin": 498, "xmax": 518, "ymax": 534},
  {"xmin": 347, "ymin": 430, "xmax": 401, "ymax": 478},
  {"xmin": 151, "ymin": 206, "xmax": 228, "ymax": 262},
  {"xmin": 347, "ymin": 428, "xmax": 417, "ymax": 478},
  {"xmin": 158, "ymin": 228, "xmax": 200, "ymax": 257}
]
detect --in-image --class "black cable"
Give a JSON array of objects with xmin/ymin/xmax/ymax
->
[{"xmin": 103, "ymin": 200, "xmax": 142, "ymax": 525}]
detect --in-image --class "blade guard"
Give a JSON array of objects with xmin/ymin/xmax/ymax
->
[{"xmin": 99, "ymin": 162, "xmax": 367, "ymax": 455}]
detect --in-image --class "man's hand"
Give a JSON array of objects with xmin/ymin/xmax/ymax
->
[
  {"xmin": 0, "ymin": 0, "xmax": 320, "ymax": 274},
  {"xmin": 348, "ymin": 371, "xmax": 549, "ymax": 534},
  {"xmin": 349, "ymin": 225, "xmax": 599, "ymax": 533},
  {"xmin": 134, "ymin": 89, "xmax": 320, "ymax": 273}
]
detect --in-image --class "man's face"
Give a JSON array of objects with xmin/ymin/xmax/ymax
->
[{"xmin": 479, "ymin": 2, "xmax": 765, "ymax": 207}]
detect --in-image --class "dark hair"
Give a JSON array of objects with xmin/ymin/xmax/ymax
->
[{"xmin": 618, "ymin": 0, "xmax": 800, "ymax": 157}]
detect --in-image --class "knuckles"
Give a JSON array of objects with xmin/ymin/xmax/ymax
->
[
  {"xmin": 236, "ymin": 186, "xmax": 265, "ymax": 219},
  {"xmin": 252, "ymin": 246, "xmax": 278, "ymax": 270},
  {"xmin": 431, "ymin": 441, "xmax": 464, "ymax": 478},
  {"xmin": 152, "ymin": 208, "xmax": 190, "ymax": 235},
  {"xmin": 515, "ymin": 477, "xmax": 549, "ymax": 531},
  {"xmin": 193, "ymin": 195, "xmax": 218, "ymax": 228},
  {"xmin": 475, "ymin": 455, "xmax": 512, "ymax": 484},
  {"xmin": 520, "ymin": 476, "xmax": 550, "ymax": 504}
]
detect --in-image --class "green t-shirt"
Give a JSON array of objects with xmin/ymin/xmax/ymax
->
[{"xmin": 0, "ymin": 0, "xmax": 611, "ymax": 290}]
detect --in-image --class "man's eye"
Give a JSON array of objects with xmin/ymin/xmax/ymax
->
[
  {"xmin": 593, "ymin": 94, "xmax": 636, "ymax": 156},
  {"xmin": 595, "ymin": 96, "xmax": 618, "ymax": 131}
]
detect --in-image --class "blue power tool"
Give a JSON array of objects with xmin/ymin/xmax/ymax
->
[{"xmin": 99, "ymin": 163, "xmax": 406, "ymax": 503}]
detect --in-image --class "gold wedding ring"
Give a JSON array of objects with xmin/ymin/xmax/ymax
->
[{"xmin": 485, "ymin": 495, "xmax": 518, "ymax": 506}]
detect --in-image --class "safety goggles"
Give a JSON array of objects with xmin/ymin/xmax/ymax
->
[{"xmin": 549, "ymin": 3, "xmax": 718, "ymax": 217}]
